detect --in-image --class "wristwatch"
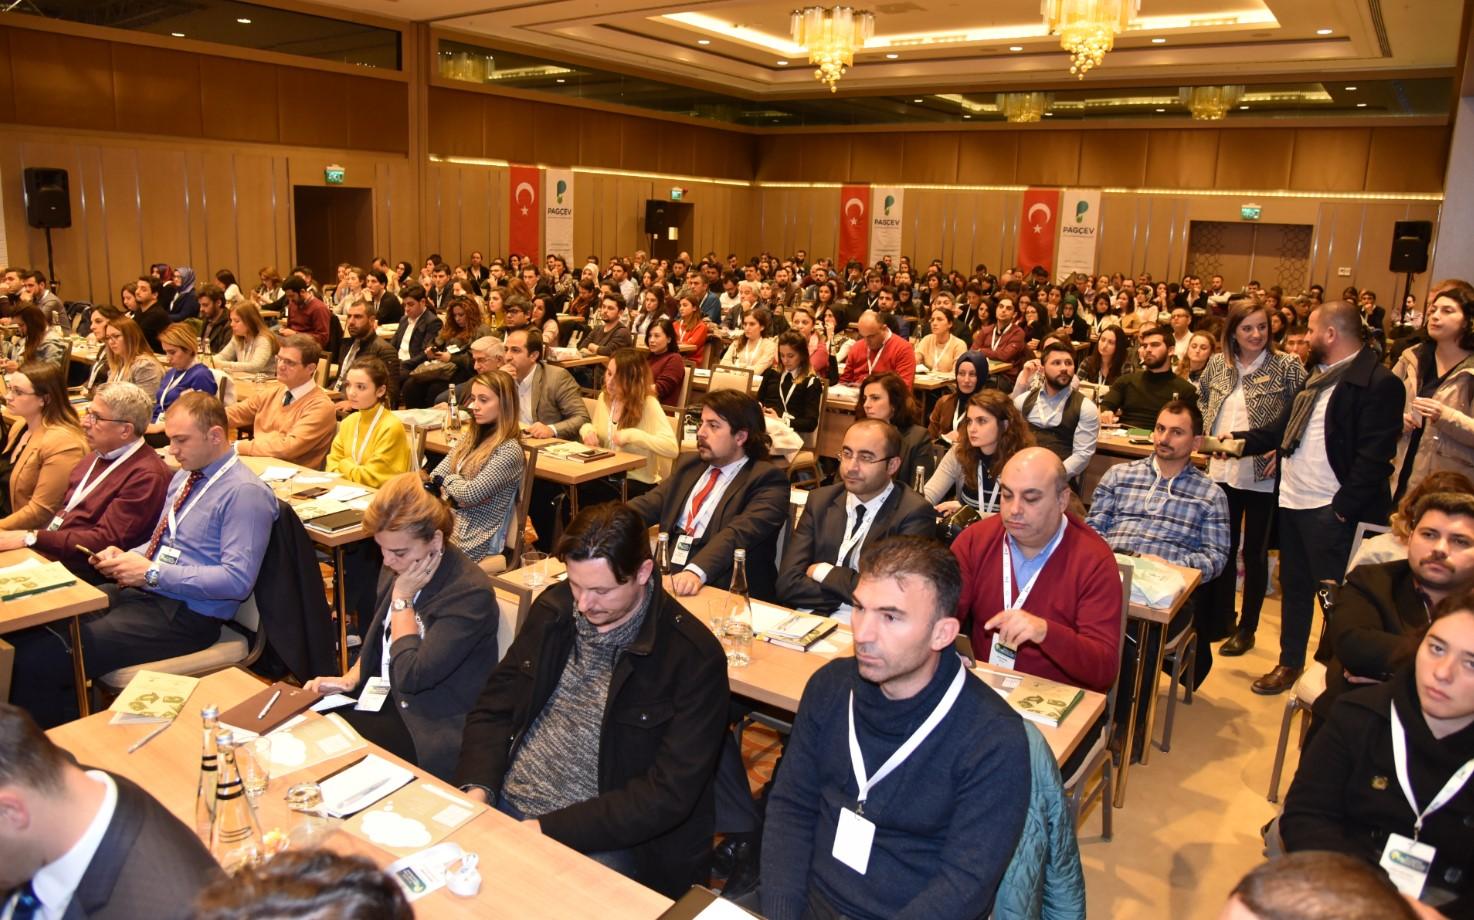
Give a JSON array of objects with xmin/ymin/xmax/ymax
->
[
  {"xmin": 145, "ymin": 565, "xmax": 161, "ymax": 588},
  {"xmin": 390, "ymin": 597, "xmax": 413, "ymax": 613},
  {"xmin": 23, "ymin": 531, "xmax": 37, "ymax": 548}
]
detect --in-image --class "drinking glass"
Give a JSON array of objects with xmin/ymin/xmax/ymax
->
[
  {"xmin": 284, "ymin": 781, "xmax": 335, "ymax": 847},
  {"xmin": 239, "ymin": 737, "xmax": 272, "ymax": 802},
  {"xmin": 524, "ymin": 551, "xmax": 549, "ymax": 587}
]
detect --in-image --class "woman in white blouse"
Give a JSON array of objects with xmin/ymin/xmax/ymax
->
[
  {"xmin": 215, "ymin": 302, "xmax": 279, "ymax": 375},
  {"xmin": 914, "ymin": 307, "xmax": 965, "ymax": 374},
  {"xmin": 720, "ymin": 306, "xmax": 778, "ymax": 373}
]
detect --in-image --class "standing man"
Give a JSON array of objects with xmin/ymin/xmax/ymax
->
[
  {"xmin": 1014, "ymin": 341, "xmax": 1099, "ymax": 481},
  {"xmin": 776, "ymin": 420, "xmax": 935, "ymax": 619},
  {"xmin": 839, "ymin": 310, "xmax": 917, "ymax": 387},
  {"xmin": 225, "ymin": 334, "xmax": 338, "ymax": 468},
  {"xmin": 281, "ymin": 276, "xmax": 332, "ymax": 349},
  {"xmin": 1251, "ymin": 300, "xmax": 1403, "ymax": 695},
  {"xmin": 761, "ymin": 536, "xmax": 1031, "ymax": 919}
]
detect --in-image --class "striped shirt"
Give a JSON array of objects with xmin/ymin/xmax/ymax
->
[{"xmin": 1085, "ymin": 455, "xmax": 1230, "ymax": 581}]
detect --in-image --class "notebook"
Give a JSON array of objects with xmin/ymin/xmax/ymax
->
[{"xmin": 218, "ymin": 681, "xmax": 319, "ymax": 735}]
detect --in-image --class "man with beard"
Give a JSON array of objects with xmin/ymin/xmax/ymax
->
[
  {"xmin": 1096, "ymin": 324, "xmax": 1199, "ymax": 430},
  {"xmin": 1014, "ymin": 341, "xmax": 1099, "ymax": 480}
]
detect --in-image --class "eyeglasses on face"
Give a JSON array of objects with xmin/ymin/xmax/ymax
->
[{"xmin": 839, "ymin": 448, "xmax": 895, "ymax": 465}]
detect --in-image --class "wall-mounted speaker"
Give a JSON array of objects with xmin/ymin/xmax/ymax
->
[
  {"xmin": 1389, "ymin": 220, "xmax": 1432, "ymax": 274},
  {"xmin": 644, "ymin": 200, "xmax": 669, "ymax": 235},
  {"xmin": 23, "ymin": 167, "xmax": 72, "ymax": 229}
]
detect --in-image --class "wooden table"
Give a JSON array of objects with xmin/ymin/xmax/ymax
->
[
  {"xmin": 239, "ymin": 456, "xmax": 375, "ymax": 673},
  {"xmin": 494, "ymin": 561, "xmax": 1103, "ymax": 767},
  {"xmin": 548, "ymin": 353, "xmax": 608, "ymax": 369},
  {"xmin": 0, "ymin": 548, "xmax": 109, "ymax": 716},
  {"xmin": 419, "ymin": 434, "xmax": 647, "ymax": 518},
  {"xmin": 45, "ymin": 668, "xmax": 672, "ymax": 919},
  {"xmin": 1114, "ymin": 558, "xmax": 1203, "ymax": 807}
]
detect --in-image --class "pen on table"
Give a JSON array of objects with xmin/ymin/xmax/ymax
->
[
  {"xmin": 128, "ymin": 721, "xmax": 171, "ymax": 754},
  {"xmin": 314, "ymin": 754, "xmax": 368, "ymax": 784},
  {"xmin": 257, "ymin": 689, "xmax": 281, "ymax": 721}
]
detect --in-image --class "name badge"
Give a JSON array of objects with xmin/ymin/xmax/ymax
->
[
  {"xmin": 1251, "ymin": 374, "xmax": 1271, "ymax": 385},
  {"xmin": 46, "ymin": 514, "xmax": 64, "ymax": 532},
  {"xmin": 832, "ymin": 807, "xmax": 875, "ymax": 875},
  {"xmin": 671, "ymin": 534, "xmax": 694, "ymax": 567},
  {"xmin": 157, "ymin": 546, "xmax": 182, "ymax": 565},
  {"xmin": 446, "ymin": 344, "xmax": 462, "ymax": 354},
  {"xmin": 987, "ymin": 640, "xmax": 1017, "ymax": 670},
  {"xmin": 1380, "ymin": 833, "xmax": 1435, "ymax": 898},
  {"xmin": 356, "ymin": 676, "xmax": 392, "ymax": 712}
]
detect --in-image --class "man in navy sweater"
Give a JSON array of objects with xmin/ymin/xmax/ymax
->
[{"xmin": 760, "ymin": 536, "xmax": 1029, "ymax": 920}]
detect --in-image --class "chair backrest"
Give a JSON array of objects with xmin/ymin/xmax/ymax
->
[
  {"xmin": 709, "ymin": 364, "xmax": 753, "ymax": 394},
  {"xmin": 1346, "ymin": 521, "xmax": 1392, "ymax": 577},
  {"xmin": 663, "ymin": 364, "xmax": 694, "ymax": 439},
  {"xmin": 314, "ymin": 356, "xmax": 330, "ymax": 386},
  {"xmin": 60, "ymin": 339, "xmax": 73, "ymax": 370},
  {"xmin": 1106, "ymin": 562, "xmax": 1134, "ymax": 730},
  {"xmin": 506, "ymin": 444, "xmax": 541, "ymax": 568},
  {"xmin": 211, "ymin": 369, "xmax": 238, "ymax": 406},
  {"xmin": 493, "ymin": 587, "xmax": 527, "ymax": 664},
  {"xmin": 582, "ymin": 395, "xmax": 600, "ymax": 422},
  {"xmin": 799, "ymin": 379, "xmax": 829, "ymax": 450},
  {"xmin": 408, "ymin": 425, "xmax": 430, "ymax": 469}
]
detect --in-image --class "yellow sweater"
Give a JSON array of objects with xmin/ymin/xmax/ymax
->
[
  {"xmin": 579, "ymin": 395, "xmax": 678, "ymax": 484},
  {"xmin": 326, "ymin": 405, "xmax": 413, "ymax": 487}
]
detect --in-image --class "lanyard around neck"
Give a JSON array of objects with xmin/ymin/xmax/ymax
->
[
  {"xmin": 1390, "ymin": 702, "xmax": 1474, "ymax": 840},
  {"xmin": 66, "ymin": 440, "xmax": 145, "ymax": 512},
  {"xmin": 846, "ymin": 660, "xmax": 966, "ymax": 813},
  {"xmin": 1001, "ymin": 518, "xmax": 1067, "ymax": 609},
  {"xmin": 352, "ymin": 405, "xmax": 385, "ymax": 466}
]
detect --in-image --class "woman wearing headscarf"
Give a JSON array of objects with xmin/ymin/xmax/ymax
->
[{"xmin": 167, "ymin": 267, "xmax": 199, "ymax": 322}]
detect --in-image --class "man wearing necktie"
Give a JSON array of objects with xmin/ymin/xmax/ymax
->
[{"xmin": 225, "ymin": 335, "xmax": 338, "ymax": 469}]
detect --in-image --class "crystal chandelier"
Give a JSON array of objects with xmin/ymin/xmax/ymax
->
[
  {"xmin": 1041, "ymin": 0, "xmax": 1140, "ymax": 79},
  {"xmin": 1179, "ymin": 85, "xmax": 1245, "ymax": 120},
  {"xmin": 790, "ymin": 6, "xmax": 875, "ymax": 92},
  {"xmin": 997, "ymin": 92, "xmax": 1054, "ymax": 123}
]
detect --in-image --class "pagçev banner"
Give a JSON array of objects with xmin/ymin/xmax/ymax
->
[
  {"xmin": 1055, "ymin": 188, "xmax": 1101, "ymax": 280},
  {"xmin": 544, "ymin": 168, "xmax": 574, "ymax": 261},
  {"xmin": 508, "ymin": 164, "xmax": 541, "ymax": 261},
  {"xmin": 837, "ymin": 183, "xmax": 870, "ymax": 268},
  {"xmin": 869, "ymin": 187, "xmax": 904, "ymax": 266},
  {"xmin": 1016, "ymin": 187, "xmax": 1062, "ymax": 278}
]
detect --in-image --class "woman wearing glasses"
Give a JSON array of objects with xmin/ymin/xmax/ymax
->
[{"xmin": 0, "ymin": 362, "xmax": 86, "ymax": 531}]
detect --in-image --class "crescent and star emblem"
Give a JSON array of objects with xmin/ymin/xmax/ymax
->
[
  {"xmin": 515, "ymin": 182, "xmax": 536, "ymax": 216},
  {"xmin": 1027, "ymin": 202, "xmax": 1052, "ymax": 234},
  {"xmin": 844, "ymin": 196, "xmax": 865, "ymax": 227}
]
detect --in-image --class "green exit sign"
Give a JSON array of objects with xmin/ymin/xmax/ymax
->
[
  {"xmin": 1240, "ymin": 204, "xmax": 1261, "ymax": 220},
  {"xmin": 325, "ymin": 165, "xmax": 345, "ymax": 184}
]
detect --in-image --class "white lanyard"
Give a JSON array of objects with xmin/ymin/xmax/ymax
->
[
  {"xmin": 779, "ymin": 374, "xmax": 798, "ymax": 417},
  {"xmin": 992, "ymin": 325, "xmax": 1008, "ymax": 349},
  {"xmin": 156, "ymin": 365, "xmax": 195, "ymax": 417},
  {"xmin": 1390, "ymin": 703, "xmax": 1474, "ymax": 840},
  {"xmin": 846, "ymin": 660, "xmax": 966, "ymax": 813},
  {"xmin": 65, "ymin": 440, "xmax": 145, "ymax": 512},
  {"xmin": 836, "ymin": 489, "xmax": 887, "ymax": 567},
  {"xmin": 1001, "ymin": 518, "xmax": 1067, "ymax": 609},
  {"xmin": 352, "ymin": 405, "xmax": 385, "ymax": 466},
  {"xmin": 865, "ymin": 340, "xmax": 882, "ymax": 377},
  {"xmin": 952, "ymin": 402, "xmax": 966, "ymax": 433},
  {"xmin": 975, "ymin": 464, "xmax": 1000, "ymax": 512},
  {"xmin": 166, "ymin": 452, "xmax": 239, "ymax": 543},
  {"xmin": 606, "ymin": 400, "xmax": 619, "ymax": 445}
]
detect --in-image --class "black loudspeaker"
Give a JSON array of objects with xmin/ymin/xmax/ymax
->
[
  {"xmin": 644, "ymin": 199, "xmax": 669, "ymax": 235},
  {"xmin": 23, "ymin": 167, "xmax": 72, "ymax": 229},
  {"xmin": 1390, "ymin": 220, "xmax": 1432, "ymax": 274}
]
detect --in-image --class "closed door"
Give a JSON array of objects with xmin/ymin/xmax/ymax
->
[{"xmin": 1187, "ymin": 221, "xmax": 1311, "ymax": 292}]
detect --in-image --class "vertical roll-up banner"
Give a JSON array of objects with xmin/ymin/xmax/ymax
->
[
  {"xmin": 508, "ymin": 164, "xmax": 541, "ymax": 261},
  {"xmin": 837, "ymin": 184, "xmax": 871, "ymax": 268},
  {"xmin": 1055, "ymin": 188, "xmax": 1101, "ymax": 280},
  {"xmin": 544, "ymin": 168, "xmax": 574, "ymax": 262},
  {"xmin": 869, "ymin": 186, "xmax": 904, "ymax": 265},
  {"xmin": 1017, "ymin": 187, "xmax": 1062, "ymax": 278}
]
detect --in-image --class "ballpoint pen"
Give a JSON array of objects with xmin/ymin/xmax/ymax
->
[
  {"xmin": 257, "ymin": 689, "xmax": 282, "ymax": 721},
  {"xmin": 128, "ymin": 720, "xmax": 171, "ymax": 754}
]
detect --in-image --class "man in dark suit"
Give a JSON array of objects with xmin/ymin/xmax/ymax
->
[
  {"xmin": 0, "ymin": 703, "xmax": 221, "ymax": 919},
  {"xmin": 777, "ymin": 419, "xmax": 935, "ymax": 618},
  {"xmin": 427, "ymin": 264, "xmax": 452, "ymax": 314},
  {"xmin": 331, "ymin": 298, "xmax": 402, "ymax": 409},
  {"xmin": 628, "ymin": 389, "xmax": 789, "ymax": 600},
  {"xmin": 390, "ymin": 285, "xmax": 442, "ymax": 377},
  {"xmin": 365, "ymin": 269, "xmax": 402, "ymax": 326}
]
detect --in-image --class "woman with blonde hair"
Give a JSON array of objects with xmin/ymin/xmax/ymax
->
[
  {"xmin": 0, "ymin": 362, "xmax": 86, "ymax": 530},
  {"xmin": 429, "ymin": 369, "xmax": 525, "ymax": 569},
  {"xmin": 327, "ymin": 357, "xmax": 412, "ymax": 487},
  {"xmin": 1177, "ymin": 331, "xmax": 1217, "ymax": 384},
  {"xmin": 93, "ymin": 316, "xmax": 162, "ymax": 397},
  {"xmin": 304, "ymin": 472, "xmax": 497, "ymax": 780},
  {"xmin": 924, "ymin": 389, "xmax": 1035, "ymax": 514},
  {"xmin": 215, "ymin": 302, "xmax": 279, "ymax": 375},
  {"xmin": 578, "ymin": 348, "xmax": 677, "ymax": 501},
  {"xmin": 147, "ymin": 324, "xmax": 217, "ymax": 435}
]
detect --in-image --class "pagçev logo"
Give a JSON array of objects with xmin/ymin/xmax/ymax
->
[
  {"xmin": 1075, "ymin": 199, "xmax": 1089, "ymax": 223},
  {"xmin": 883, "ymin": 194, "xmax": 896, "ymax": 216},
  {"xmin": 1060, "ymin": 225, "xmax": 1095, "ymax": 236},
  {"xmin": 873, "ymin": 218, "xmax": 902, "ymax": 226},
  {"xmin": 546, "ymin": 207, "xmax": 573, "ymax": 216},
  {"xmin": 555, "ymin": 179, "xmax": 568, "ymax": 204}
]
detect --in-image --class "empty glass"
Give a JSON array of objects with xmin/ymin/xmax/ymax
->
[
  {"xmin": 239, "ymin": 736, "xmax": 272, "ymax": 802},
  {"xmin": 524, "ymin": 551, "xmax": 549, "ymax": 587}
]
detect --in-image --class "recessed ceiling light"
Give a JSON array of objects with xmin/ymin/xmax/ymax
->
[
  {"xmin": 962, "ymin": 114, "xmax": 972, "ymax": 119},
  {"xmin": 1238, "ymin": 104, "xmax": 1249, "ymax": 110},
  {"xmin": 236, "ymin": 17, "xmax": 252, "ymax": 24},
  {"xmin": 776, "ymin": 60, "xmax": 789, "ymax": 66},
  {"xmin": 1151, "ymin": 37, "xmax": 1166, "ymax": 44},
  {"xmin": 1044, "ymin": 112, "xmax": 1054, "ymax": 116},
  {"xmin": 1155, "ymin": 108, "xmax": 1166, "ymax": 112},
  {"xmin": 913, "ymin": 98, "xmax": 923, "ymax": 103},
  {"xmin": 171, "ymin": 31, "xmax": 185, "ymax": 37},
  {"xmin": 555, "ymin": 78, "xmax": 566, "ymax": 83},
  {"xmin": 1356, "ymin": 102, "xmax": 1368, "ymax": 107},
  {"xmin": 1316, "ymin": 28, "xmax": 1333, "ymax": 35},
  {"xmin": 1009, "ymin": 45, "xmax": 1024, "ymax": 52},
  {"xmin": 1344, "ymin": 85, "xmax": 1358, "ymax": 91},
  {"xmin": 697, "ymin": 39, "xmax": 710, "ymax": 45},
  {"xmin": 885, "ymin": 52, "xmax": 898, "ymax": 59}
]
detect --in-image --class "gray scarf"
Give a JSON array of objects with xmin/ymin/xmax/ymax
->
[{"xmin": 1280, "ymin": 355, "xmax": 1355, "ymax": 455}]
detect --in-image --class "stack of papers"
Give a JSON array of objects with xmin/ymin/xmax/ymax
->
[
  {"xmin": 108, "ymin": 671, "xmax": 199, "ymax": 724},
  {"xmin": 1115, "ymin": 553, "xmax": 1188, "ymax": 608},
  {"xmin": 344, "ymin": 782, "xmax": 485, "ymax": 858},
  {"xmin": 258, "ymin": 466, "xmax": 299, "ymax": 482},
  {"xmin": 321, "ymin": 754, "xmax": 415, "ymax": 818}
]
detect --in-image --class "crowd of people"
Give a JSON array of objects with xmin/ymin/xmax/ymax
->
[{"xmin": 1, "ymin": 247, "xmax": 1471, "ymax": 919}]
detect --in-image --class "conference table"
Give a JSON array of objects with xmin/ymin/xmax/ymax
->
[
  {"xmin": 417, "ymin": 432, "xmax": 648, "ymax": 518},
  {"xmin": 0, "ymin": 548, "xmax": 109, "ymax": 716},
  {"xmin": 45, "ymin": 667, "xmax": 673, "ymax": 919}
]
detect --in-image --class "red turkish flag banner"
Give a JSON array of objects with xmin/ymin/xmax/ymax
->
[
  {"xmin": 1017, "ymin": 187, "xmax": 1062, "ymax": 277},
  {"xmin": 837, "ymin": 183, "xmax": 870, "ymax": 268},
  {"xmin": 508, "ymin": 165, "xmax": 541, "ymax": 260}
]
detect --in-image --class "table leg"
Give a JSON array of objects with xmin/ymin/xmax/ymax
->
[
  {"xmin": 620, "ymin": 473, "xmax": 628, "ymax": 503},
  {"xmin": 568, "ymin": 484, "xmax": 580, "ymax": 518},
  {"xmin": 332, "ymin": 546, "xmax": 349, "ymax": 673},
  {"xmin": 1113, "ymin": 618, "xmax": 1151, "ymax": 808},
  {"xmin": 69, "ymin": 616, "xmax": 90, "ymax": 717},
  {"xmin": 1139, "ymin": 622, "xmax": 1169, "ymax": 767}
]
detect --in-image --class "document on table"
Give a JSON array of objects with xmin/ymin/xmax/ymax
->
[
  {"xmin": 321, "ymin": 753, "xmax": 415, "ymax": 818},
  {"xmin": 259, "ymin": 466, "xmax": 298, "ymax": 482}
]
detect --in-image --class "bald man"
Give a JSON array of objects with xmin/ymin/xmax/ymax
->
[{"xmin": 838, "ymin": 310, "xmax": 917, "ymax": 387}]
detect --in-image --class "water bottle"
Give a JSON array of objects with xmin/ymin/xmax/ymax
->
[
  {"xmin": 194, "ymin": 705, "xmax": 220, "ymax": 842},
  {"xmin": 913, "ymin": 465, "xmax": 927, "ymax": 495},
  {"xmin": 210, "ymin": 731, "xmax": 263, "ymax": 874},
  {"xmin": 723, "ymin": 549, "xmax": 753, "ymax": 668}
]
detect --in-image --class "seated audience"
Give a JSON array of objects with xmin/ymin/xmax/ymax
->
[
  {"xmin": 582, "ymin": 293, "xmax": 634, "ymax": 358},
  {"xmin": 628, "ymin": 389, "xmax": 788, "ymax": 598},
  {"xmin": 429, "ymin": 370, "xmax": 525, "ymax": 570},
  {"xmin": 165, "ymin": 267, "xmax": 198, "ymax": 322},
  {"xmin": 454, "ymin": 503, "xmax": 729, "ymax": 898},
  {"xmin": 675, "ymin": 295, "xmax": 710, "ymax": 363},
  {"xmin": 762, "ymin": 536, "xmax": 1029, "ymax": 919},
  {"xmin": 366, "ymin": 268, "xmax": 403, "ymax": 327},
  {"xmin": 225, "ymin": 334, "xmax": 337, "ymax": 468},
  {"xmin": 1221, "ymin": 852, "xmax": 1420, "ymax": 920},
  {"xmin": 305, "ymin": 474, "xmax": 498, "ymax": 781},
  {"xmin": 1177, "ymin": 331, "xmax": 1216, "ymax": 384},
  {"xmin": 195, "ymin": 850, "xmax": 411, "ymax": 920},
  {"xmin": 0, "ymin": 381, "xmax": 170, "ymax": 579},
  {"xmin": 1, "ymin": 363, "xmax": 87, "ymax": 532},
  {"xmin": 196, "ymin": 282, "xmax": 232, "ymax": 356},
  {"xmin": 1078, "ymin": 325, "xmax": 1131, "ymax": 387},
  {"xmin": 840, "ymin": 310, "xmax": 917, "ymax": 387},
  {"xmin": 11, "ymin": 392, "xmax": 276, "ymax": 726},
  {"xmin": 1097, "ymin": 325, "xmax": 1199, "ymax": 429},
  {"xmin": 402, "ymin": 296, "xmax": 490, "ymax": 409},
  {"xmin": 721, "ymin": 306, "xmax": 778, "ymax": 373},
  {"xmin": 1014, "ymin": 340, "xmax": 1100, "ymax": 481},
  {"xmin": 1392, "ymin": 286, "xmax": 1474, "ymax": 498},
  {"xmin": 926, "ymin": 390, "xmax": 1034, "ymax": 515},
  {"xmin": 645, "ymin": 318, "xmax": 685, "ymax": 405},
  {"xmin": 1, "ymin": 306, "xmax": 64, "ymax": 374},
  {"xmin": 331, "ymin": 298, "xmax": 401, "ymax": 407},
  {"xmin": 1281, "ymin": 592, "xmax": 1474, "ymax": 916},
  {"xmin": 776, "ymin": 420, "xmax": 934, "ymax": 619},
  {"xmin": 506, "ymin": 328, "xmax": 592, "ymax": 548},
  {"xmin": 0, "ymin": 703, "xmax": 221, "ymax": 918},
  {"xmin": 758, "ymin": 330, "xmax": 823, "ymax": 435},
  {"xmin": 915, "ymin": 306, "xmax": 965, "ymax": 374},
  {"xmin": 213, "ymin": 302, "xmax": 279, "ymax": 377},
  {"xmin": 437, "ymin": 336, "xmax": 505, "ymax": 406},
  {"xmin": 326, "ymin": 358, "xmax": 413, "ymax": 488},
  {"xmin": 974, "ymin": 297, "xmax": 1027, "ymax": 389},
  {"xmin": 1349, "ymin": 471, "xmax": 1474, "ymax": 570},
  {"xmin": 281, "ymin": 275, "xmax": 332, "ymax": 348},
  {"xmin": 390, "ymin": 285, "xmax": 443, "ymax": 378},
  {"xmin": 855, "ymin": 371, "xmax": 933, "ymax": 485},
  {"xmin": 146, "ymin": 324, "xmax": 217, "ymax": 436},
  {"xmin": 927, "ymin": 350, "xmax": 990, "ymax": 445},
  {"xmin": 578, "ymin": 349, "xmax": 677, "ymax": 502},
  {"xmin": 131, "ymin": 276, "xmax": 171, "ymax": 353},
  {"xmin": 788, "ymin": 306, "xmax": 828, "ymax": 378}
]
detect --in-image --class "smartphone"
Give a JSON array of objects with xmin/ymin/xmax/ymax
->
[
  {"xmin": 293, "ymin": 486, "xmax": 329, "ymax": 499},
  {"xmin": 1128, "ymin": 437, "xmax": 1153, "ymax": 446}
]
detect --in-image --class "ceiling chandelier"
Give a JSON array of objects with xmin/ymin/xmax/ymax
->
[
  {"xmin": 1179, "ymin": 84, "xmax": 1245, "ymax": 120},
  {"xmin": 1041, "ymin": 0, "xmax": 1140, "ymax": 79},
  {"xmin": 790, "ymin": 6, "xmax": 875, "ymax": 92},
  {"xmin": 997, "ymin": 92, "xmax": 1054, "ymax": 122}
]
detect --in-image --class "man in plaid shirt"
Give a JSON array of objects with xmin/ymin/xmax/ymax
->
[{"xmin": 1088, "ymin": 399, "xmax": 1230, "ymax": 761}]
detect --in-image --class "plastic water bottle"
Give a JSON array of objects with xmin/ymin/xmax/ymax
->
[{"xmin": 723, "ymin": 549, "xmax": 753, "ymax": 668}]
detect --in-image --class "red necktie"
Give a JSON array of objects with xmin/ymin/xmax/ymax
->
[
  {"xmin": 686, "ymin": 468, "xmax": 722, "ymax": 529},
  {"xmin": 144, "ymin": 470, "xmax": 205, "ymax": 560}
]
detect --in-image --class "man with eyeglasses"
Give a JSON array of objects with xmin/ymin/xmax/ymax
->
[
  {"xmin": 225, "ymin": 334, "xmax": 337, "ymax": 468},
  {"xmin": 0, "ymin": 382, "xmax": 169, "ymax": 580},
  {"xmin": 777, "ymin": 420, "xmax": 934, "ymax": 621}
]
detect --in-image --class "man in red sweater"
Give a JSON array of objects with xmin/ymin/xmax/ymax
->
[
  {"xmin": 839, "ymin": 310, "xmax": 916, "ymax": 387},
  {"xmin": 281, "ymin": 275, "xmax": 333, "ymax": 348},
  {"xmin": 951, "ymin": 447, "xmax": 1122, "ymax": 695},
  {"xmin": 0, "ymin": 381, "xmax": 170, "ymax": 580}
]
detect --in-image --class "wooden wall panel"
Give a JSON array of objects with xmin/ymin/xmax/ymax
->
[
  {"xmin": 277, "ymin": 70, "xmax": 350, "ymax": 151},
  {"xmin": 1079, "ymin": 131, "xmax": 1148, "ymax": 188},
  {"xmin": 1216, "ymin": 130, "xmax": 1291, "ymax": 189},
  {"xmin": 0, "ymin": 30, "xmax": 15, "ymax": 126},
  {"xmin": 797, "ymin": 135, "xmax": 851, "ymax": 184},
  {"xmin": 902, "ymin": 133, "xmax": 958, "ymax": 184},
  {"xmin": 1290, "ymin": 128, "xmax": 1371, "ymax": 191},
  {"xmin": 233, "ymin": 153, "xmax": 281, "ymax": 282},
  {"xmin": 1366, "ymin": 127, "xmax": 1449, "ymax": 192},
  {"xmin": 1097, "ymin": 194, "xmax": 1139, "ymax": 277},
  {"xmin": 1016, "ymin": 131, "xmax": 1081, "ymax": 187},
  {"xmin": 114, "ymin": 47, "xmax": 204, "ymax": 138},
  {"xmin": 10, "ymin": 30, "xmax": 116, "ymax": 131},
  {"xmin": 1145, "ymin": 131, "xmax": 1218, "ymax": 189},
  {"xmin": 97, "ymin": 147, "xmax": 145, "ymax": 300},
  {"xmin": 849, "ymin": 134, "xmax": 905, "ymax": 184},
  {"xmin": 201, "ymin": 59, "xmax": 279, "ymax": 144},
  {"xmin": 622, "ymin": 120, "xmax": 661, "ymax": 175},
  {"xmin": 956, "ymin": 133, "xmax": 1018, "ymax": 185}
]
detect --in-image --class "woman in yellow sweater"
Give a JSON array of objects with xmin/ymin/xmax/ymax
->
[
  {"xmin": 326, "ymin": 357, "xmax": 412, "ymax": 487},
  {"xmin": 578, "ymin": 348, "xmax": 678, "ymax": 502}
]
